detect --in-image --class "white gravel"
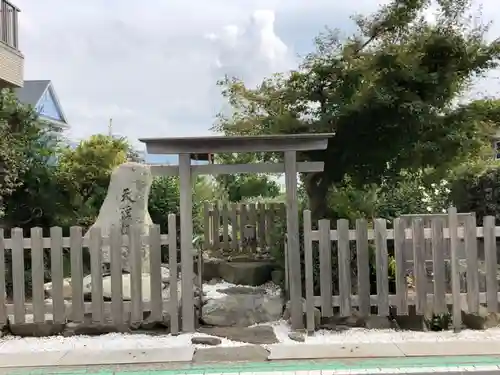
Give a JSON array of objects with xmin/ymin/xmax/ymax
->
[
  {"xmin": 202, "ymin": 280, "xmax": 282, "ymax": 300},
  {"xmin": 3, "ymin": 321, "xmax": 500, "ymax": 353},
  {"xmin": 268, "ymin": 320, "xmax": 500, "ymax": 344},
  {"xmin": 2, "ymin": 280, "xmax": 500, "ymax": 353},
  {"xmin": 0, "ymin": 332, "xmax": 248, "ymax": 353}
]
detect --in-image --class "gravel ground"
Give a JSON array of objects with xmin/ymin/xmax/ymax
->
[
  {"xmin": 2, "ymin": 322, "xmax": 500, "ymax": 353},
  {"xmin": 2, "ymin": 281, "xmax": 500, "ymax": 353},
  {"xmin": 269, "ymin": 320, "xmax": 500, "ymax": 344}
]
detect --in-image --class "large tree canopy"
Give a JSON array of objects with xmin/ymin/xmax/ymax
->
[
  {"xmin": 0, "ymin": 89, "xmax": 60, "ymax": 221},
  {"xmin": 213, "ymin": 0, "xmax": 500, "ymax": 218}
]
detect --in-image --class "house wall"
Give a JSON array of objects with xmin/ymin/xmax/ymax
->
[{"xmin": 0, "ymin": 42, "xmax": 23, "ymax": 88}]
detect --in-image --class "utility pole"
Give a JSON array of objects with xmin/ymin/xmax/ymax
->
[{"xmin": 108, "ymin": 118, "xmax": 113, "ymax": 137}]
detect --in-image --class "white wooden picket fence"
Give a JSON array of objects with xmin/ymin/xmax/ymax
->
[
  {"xmin": 294, "ymin": 207, "xmax": 500, "ymax": 333},
  {"xmin": 0, "ymin": 214, "xmax": 191, "ymax": 334}
]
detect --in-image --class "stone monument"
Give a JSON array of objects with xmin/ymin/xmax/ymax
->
[{"xmin": 85, "ymin": 162, "xmax": 153, "ymax": 273}]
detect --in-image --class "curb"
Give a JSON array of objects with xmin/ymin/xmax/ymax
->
[
  {"xmin": 3, "ymin": 355, "xmax": 500, "ymax": 375},
  {"xmin": 0, "ymin": 347, "xmax": 195, "ymax": 368},
  {"xmin": 2, "ymin": 341, "xmax": 500, "ymax": 368},
  {"xmin": 266, "ymin": 341, "xmax": 500, "ymax": 360}
]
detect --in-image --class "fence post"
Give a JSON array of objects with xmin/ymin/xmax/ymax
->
[
  {"xmin": 374, "ymin": 219, "xmax": 389, "ymax": 316},
  {"xmin": 149, "ymin": 224, "xmax": 163, "ymax": 323},
  {"xmin": 464, "ymin": 215, "xmax": 479, "ymax": 313},
  {"xmin": 319, "ymin": 219, "xmax": 333, "ymax": 317},
  {"xmin": 229, "ymin": 204, "xmax": 237, "ymax": 251},
  {"xmin": 222, "ymin": 203, "xmax": 230, "ymax": 250},
  {"xmin": 431, "ymin": 218, "xmax": 446, "ymax": 315},
  {"xmin": 394, "ymin": 218, "xmax": 408, "ymax": 314},
  {"xmin": 30, "ymin": 227, "xmax": 45, "ymax": 323},
  {"xmin": 11, "ymin": 228, "xmax": 25, "ymax": 324},
  {"xmin": 0, "ymin": 229, "xmax": 6, "ymax": 326},
  {"xmin": 412, "ymin": 219, "xmax": 427, "ymax": 315},
  {"xmin": 168, "ymin": 213, "xmax": 179, "ymax": 334},
  {"xmin": 203, "ymin": 202, "xmax": 211, "ymax": 251},
  {"xmin": 284, "ymin": 234, "xmax": 289, "ymax": 299},
  {"xmin": 70, "ymin": 226, "xmax": 84, "ymax": 322},
  {"xmin": 110, "ymin": 225, "xmax": 124, "ymax": 325},
  {"xmin": 303, "ymin": 210, "xmax": 315, "ymax": 334},
  {"xmin": 90, "ymin": 227, "xmax": 104, "ymax": 323},
  {"xmin": 50, "ymin": 227, "xmax": 65, "ymax": 323},
  {"xmin": 484, "ymin": 216, "xmax": 498, "ymax": 313},
  {"xmin": 448, "ymin": 206, "xmax": 462, "ymax": 332},
  {"xmin": 355, "ymin": 219, "xmax": 370, "ymax": 317},
  {"xmin": 337, "ymin": 219, "xmax": 351, "ymax": 317},
  {"xmin": 130, "ymin": 225, "xmax": 143, "ymax": 325}
]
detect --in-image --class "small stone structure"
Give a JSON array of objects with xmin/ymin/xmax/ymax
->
[{"xmin": 85, "ymin": 162, "xmax": 153, "ymax": 273}]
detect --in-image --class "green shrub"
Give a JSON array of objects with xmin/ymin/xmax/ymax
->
[{"xmin": 451, "ymin": 164, "xmax": 500, "ymax": 225}]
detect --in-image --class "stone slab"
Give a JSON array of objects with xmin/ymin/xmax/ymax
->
[
  {"xmin": 396, "ymin": 341, "xmax": 500, "ymax": 357},
  {"xmin": 267, "ymin": 343, "xmax": 404, "ymax": 360},
  {"xmin": 0, "ymin": 351, "xmax": 68, "ymax": 368},
  {"xmin": 57, "ymin": 347, "xmax": 194, "ymax": 366},
  {"xmin": 193, "ymin": 345, "xmax": 269, "ymax": 362}
]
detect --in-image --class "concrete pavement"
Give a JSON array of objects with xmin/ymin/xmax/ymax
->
[
  {"xmin": 2, "ymin": 356, "xmax": 500, "ymax": 375},
  {"xmin": 1, "ymin": 342, "xmax": 500, "ymax": 373}
]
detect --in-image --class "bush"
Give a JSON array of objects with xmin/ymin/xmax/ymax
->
[
  {"xmin": 451, "ymin": 164, "xmax": 500, "ymax": 225},
  {"xmin": 270, "ymin": 170, "xmax": 454, "ymax": 301}
]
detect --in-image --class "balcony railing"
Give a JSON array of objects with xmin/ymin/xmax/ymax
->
[{"xmin": 0, "ymin": 0, "xmax": 19, "ymax": 50}]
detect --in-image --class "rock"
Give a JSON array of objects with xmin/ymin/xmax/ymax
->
[
  {"xmin": 217, "ymin": 261, "xmax": 275, "ymax": 286},
  {"xmin": 318, "ymin": 310, "xmax": 397, "ymax": 330},
  {"xmin": 191, "ymin": 336, "xmax": 222, "ymax": 346},
  {"xmin": 84, "ymin": 162, "xmax": 154, "ymax": 273},
  {"xmin": 202, "ymin": 288, "xmax": 283, "ymax": 327},
  {"xmin": 201, "ymin": 259, "xmax": 222, "ymax": 282},
  {"xmin": 101, "ymin": 273, "xmax": 170, "ymax": 301},
  {"xmin": 197, "ymin": 325, "xmax": 278, "ymax": 344},
  {"xmin": 10, "ymin": 322, "xmax": 65, "ymax": 337},
  {"xmin": 283, "ymin": 298, "xmax": 321, "ymax": 330},
  {"xmin": 63, "ymin": 321, "xmax": 130, "ymax": 336},
  {"xmin": 219, "ymin": 286, "xmax": 267, "ymax": 295},
  {"xmin": 82, "ymin": 274, "xmax": 93, "ymax": 298},
  {"xmin": 271, "ymin": 270, "xmax": 284, "ymax": 285},
  {"xmin": 44, "ymin": 278, "xmax": 73, "ymax": 299},
  {"xmin": 288, "ymin": 331, "xmax": 305, "ymax": 342},
  {"xmin": 391, "ymin": 305, "xmax": 433, "ymax": 331},
  {"xmin": 461, "ymin": 300, "xmax": 500, "ymax": 330},
  {"xmin": 140, "ymin": 312, "xmax": 172, "ymax": 330},
  {"xmin": 161, "ymin": 266, "xmax": 170, "ymax": 283},
  {"xmin": 365, "ymin": 315, "xmax": 398, "ymax": 329}
]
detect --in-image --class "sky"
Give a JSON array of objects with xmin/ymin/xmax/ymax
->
[{"xmin": 15, "ymin": 0, "xmax": 500, "ymax": 154}]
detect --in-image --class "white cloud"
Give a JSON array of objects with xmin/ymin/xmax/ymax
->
[
  {"xmin": 207, "ymin": 10, "xmax": 293, "ymax": 87},
  {"xmin": 14, "ymin": 0, "xmax": 500, "ymax": 151}
]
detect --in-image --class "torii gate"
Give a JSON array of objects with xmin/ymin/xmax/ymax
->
[{"xmin": 139, "ymin": 134, "xmax": 331, "ymax": 331}]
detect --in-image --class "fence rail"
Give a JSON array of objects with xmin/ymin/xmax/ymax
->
[
  {"xmin": 203, "ymin": 202, "xmax": 285, "ymax": 251},
  {"xmin": 298, "ymin": 208, "xmax": 500, "ymax": 333},
  {"xmin": 0, "ymin": 214, "xmax": 187, "ymax": 334}
]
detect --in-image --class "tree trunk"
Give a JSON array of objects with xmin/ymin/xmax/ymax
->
[{"xmin": 304, "ymin": 174, "xmax": 329, "ymax": 220}]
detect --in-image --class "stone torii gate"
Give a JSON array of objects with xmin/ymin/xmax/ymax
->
[{"xmin": 139, "ymin": 134, "xmax": 331, "ymax": 331}]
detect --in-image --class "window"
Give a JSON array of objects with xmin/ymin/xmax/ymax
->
[
  {"xmin": 36, "ymin": 88, "xmax": 64, "ymax": 122},
  {"xmin": 494, "ymin": 140, "xmax": 500, "ymax": 160}
]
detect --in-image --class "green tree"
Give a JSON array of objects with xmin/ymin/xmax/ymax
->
[
  {"xmin": 2, "ymin": 129, "xmax": 67, "ymax": 229},
  {"xmin": 215, "ymin": 153, "xmax": 281, "ymax": 202},
  {"xmin": 214, "ymin": 0, "xmax": 500, "ymax": 219},
  {"xmin": 57, "ymin": 134, "xmax": 137, "ymax": 226},
  {"xmin": 149, "ymin": 176, "xmax": 180, "ymax": 231},
  {"xmin": 0, "ymin": 89, "xmax": 51, "ymax": 219}
]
